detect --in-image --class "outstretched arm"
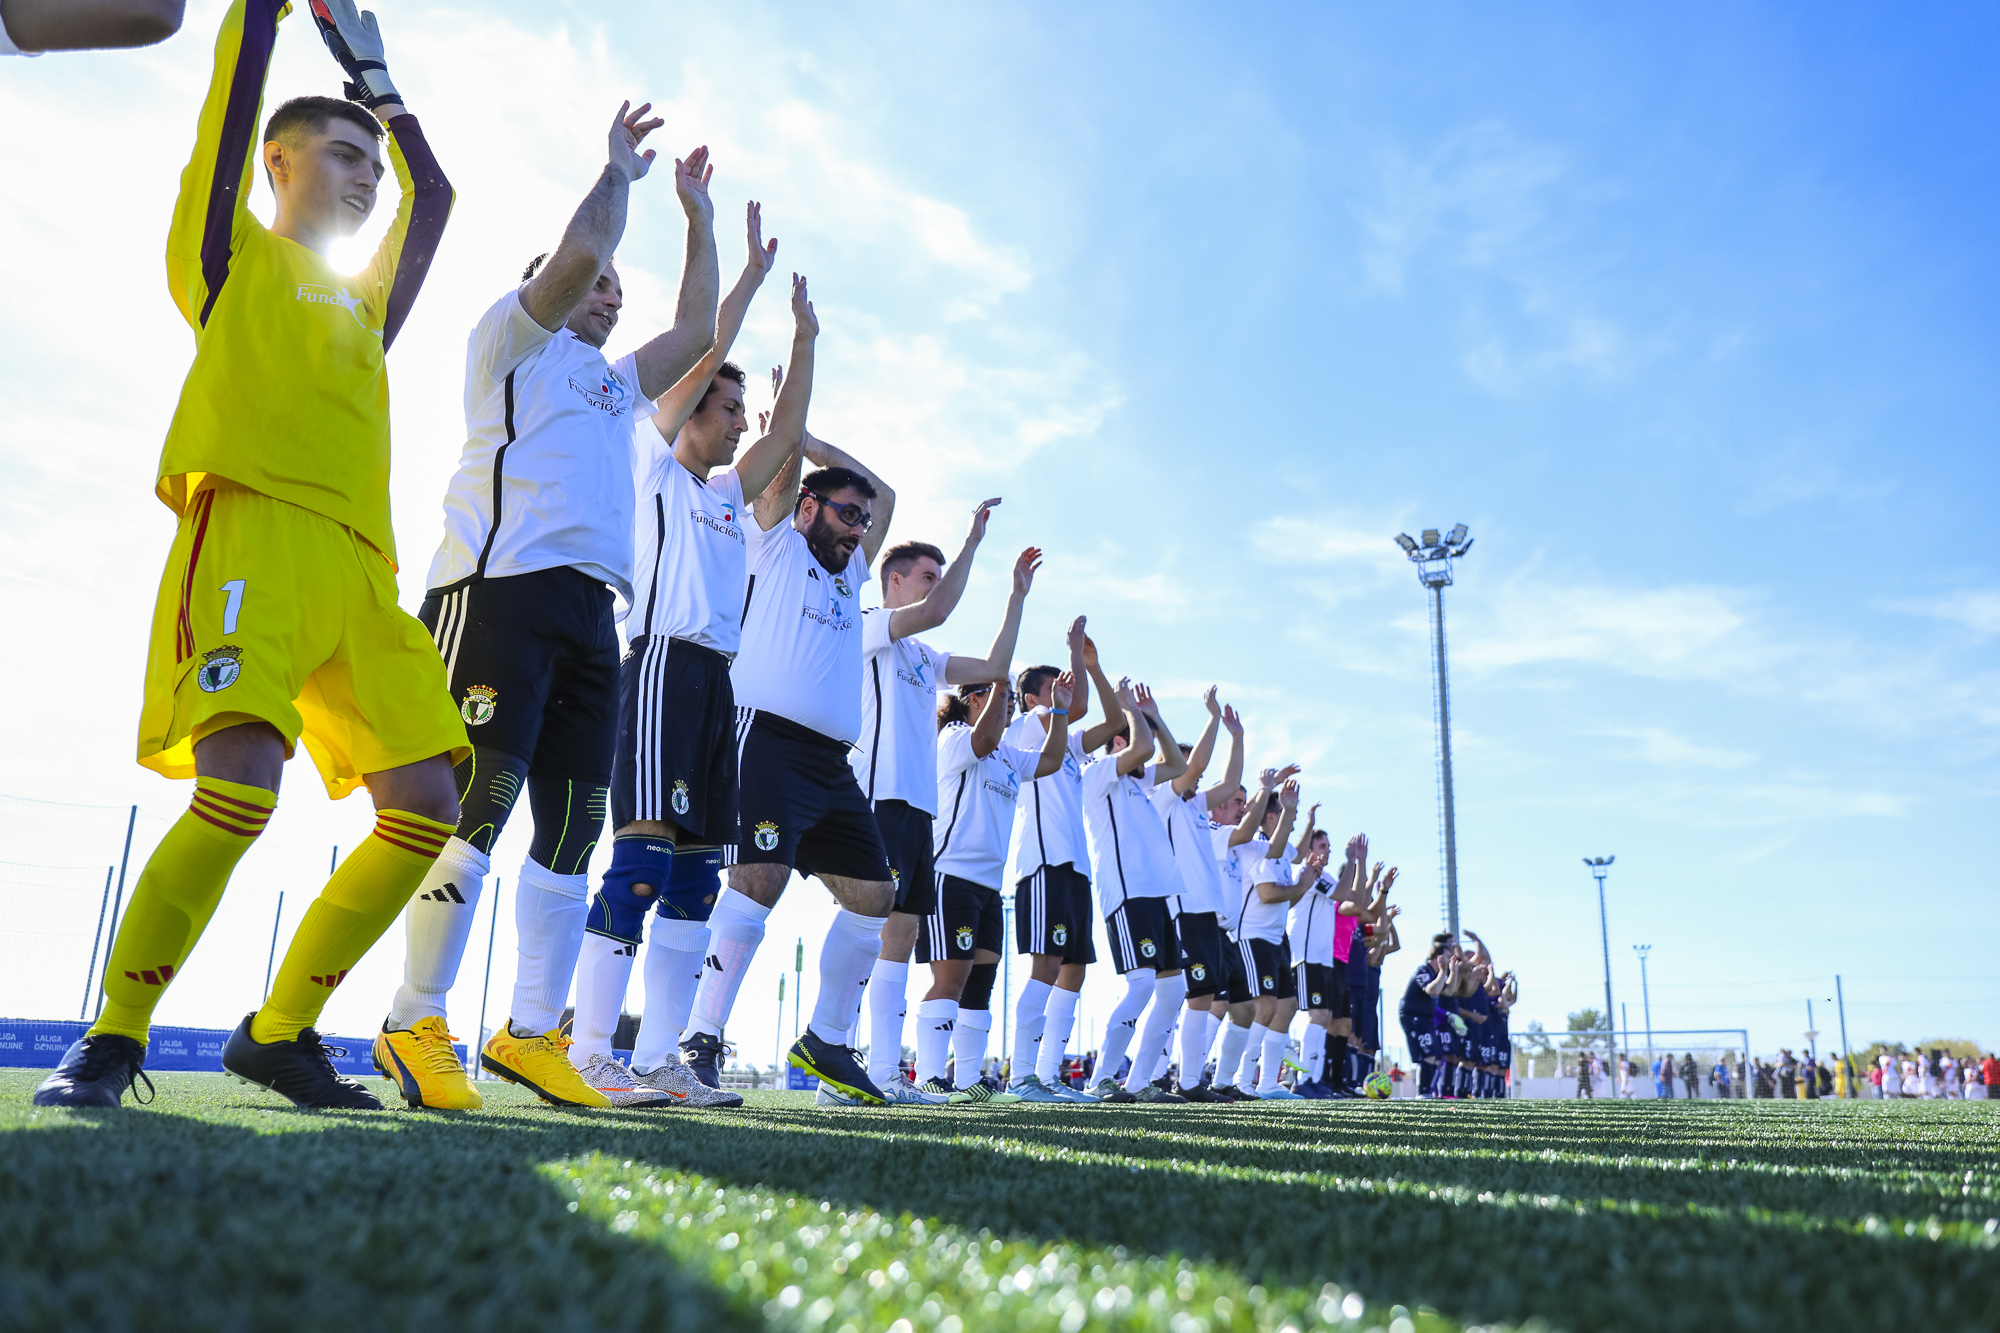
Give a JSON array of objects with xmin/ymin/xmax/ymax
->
[
  {"xmin": 802, "ymin": 429, "xmax": 897, "ymax": 566},
  {"xmin": 1291, "ymin": 801, "xmax": 1319, "ymax": 863},
  {"xmin": 966, "ymin": 676, "xmax": 1013, "ymax": 760},
  {"xmin": 895, "ymin": 500, "xmax": 999, "ymax": 643},
  {"xmin": 1059, "ymin": 616, "xmax": 1091, "ymax": 729},
  {"xmin": 943, "ymin": 546, "xmax": 1040, "ymax": 678},
  {"xmin": 519, "ymin": 103, "xmax": 663, "ymax": 333},
  {"xmin": 1135, "ymin": 683, "xmax": 1186, "ymax": 782},
  {"xmin": 1200, "ymin": 705, "xmax": 1245, "ymax": 811},
  {"xmin": 1113, "ymin": 679, "xmax": 1154, "ymax": 776},
  {"xmin": 649, "ymin": 201, "xmax": 777, "ymax": 459},
  {"xmin": 630, "ymin": 151, "xmax": 721, "ymax": 398},
  {"xmin": 1032, "ymin": 672, "xmax": 1076, "ymax": 776},
  {"xmin": 1078, "ymin": 635, "xmax": 1126, "ymax": 752},
  {"xmin": 1171, "ymin": 688, "xmax": 1222, "ymax": 797},
  {"xmin": 747, "ymin": 275, "xmax": 818, "ymax": 532}
]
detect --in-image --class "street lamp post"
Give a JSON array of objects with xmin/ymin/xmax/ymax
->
[
  {"xmin": 1633, "ymin": 944, "xmax": 1654, "ymax": 1062},
  {"xmin": 1583, "ymin": 857, "xmax": 1616, "ymax": 1064},
  {"xmin": 1396, "ymin": 525, "xmax": 1473, "ymax": 937}
]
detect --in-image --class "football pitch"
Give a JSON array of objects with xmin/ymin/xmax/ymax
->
[{"xmin": 2, "ymin": 1073, "xmax": 1995, "ymax": 1332}]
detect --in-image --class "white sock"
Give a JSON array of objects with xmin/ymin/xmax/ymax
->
[
  {"xmin": 866, "ymin": 958, "xmax": 910, "ymax": 1083},
  {"xmin": 1035, "ymin": 986, "xmax": 1081, "ymax": 1084},
  {"xmin": 1011, "ymin": 978, "xmax": 1052, "ymax": 1083},
  {"xmin": 1303, "ymin": 1024, "xmax": 1326, "ymax": 1083},
  {"xmin": 1216, "ymin": 1020, "xmax": 1250, "ymax": 1088},
  {"xmin": 1256, "ymin": 1025, "xmax": 1289, "ymax": 1095},
  {"xmin": 633, "ymin": 917, "xmax": 707, "ymax": 1071},
  {"xmin": 508, "ymin": 858, "xmax": 589, "ymax": 1036},
  {"xmin": 1097, "ymin": 971, "xmax": 1154, "ymax": 1085},
  {"xmin": 685, "ymin": 889, "xmax": 770, "ymax": 1040},
  {"xmin": 1179, "ymin": 1005, "xmax": 1210, "ymax": 1089},
  {"xmin": 387, "ymin": 837, "xmax": 489, "ymax": 1029},
  {"xmin": 1126, "ymin": 972, "xmax": 1187, "ymax": 1091},
  {"xmin": 1237, "ymin": 1022, "xmax": 1270, "ymax": 1089},
  {"xmin": 809, "ymin": 909, "xmax": 886, "ymax": 1045},
  {"xmin": 914, "ymin": 998, "xmax": 957, "ymax": 1084},
  {"xmin": 569, "ymin": 932, "xmax": 637, "ymax": 1067},
  {"xmin": 953, "ymin": 1007, "xmax": 992, "ymax": 1084}
]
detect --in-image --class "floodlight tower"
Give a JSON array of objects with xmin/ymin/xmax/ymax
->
[
  {"xmin": 1633, "ymin": 943, "xmax": 1654, "ymax": 1061},
  {"xmin": 1584, "ymin": 856, "xmax": 1616, "ymax": 1062},
  {"xmin": 1395, "ymin": 524, "xmax": 1473, "ymax": 937}
]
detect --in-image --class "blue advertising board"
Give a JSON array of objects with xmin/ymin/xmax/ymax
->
[{"xmin": 0, "ymin": 1018, "xmax": 464, "ymax": 1078}]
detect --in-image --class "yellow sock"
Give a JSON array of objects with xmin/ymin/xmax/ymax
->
[
  {"xmin": 91, "ymin": 777, "xmax": 276, "ymax": 1045},
  {"xmin": 252, "ymin": 809, "xmax": 452, "ymax": 1044}
]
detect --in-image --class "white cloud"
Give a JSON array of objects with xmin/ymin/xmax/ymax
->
[
  {"xmin": 1586, "ymin": 726, "xmax": 1756, "ymax": 771},
  {"xmin": 1881, "ymin": 589, "xmax": 2000, "ymax": 640}
]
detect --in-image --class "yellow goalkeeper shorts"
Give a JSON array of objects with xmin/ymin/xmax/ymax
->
[{"xmin": 138, "ymin": 482, "xmax": 471, "ymax": 798}]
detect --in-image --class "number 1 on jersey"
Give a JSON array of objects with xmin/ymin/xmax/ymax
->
[{"xmin": 220, "ymin": 579, "xmax": 245, "ymax": 635}]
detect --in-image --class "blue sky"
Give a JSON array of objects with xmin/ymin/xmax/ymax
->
[{"xmin": 1, "ymin": 1, "xmax": 1994, "ymax": 1062}]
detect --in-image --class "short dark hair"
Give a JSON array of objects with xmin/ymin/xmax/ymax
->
[
  {"xmin": 881, "ymin": 541, "xmax": 945, "ymax": 581},
  {"xmin": 522, "ymin": 253, "xmax": 550, "ymax": 282},
  {"xmin": 797, "ymin": 466, "xmax": 877, "ymax": 513},
  {"xmin": 265, "ymin": 96, "xmax": 382, "ymax": 153},
  {"xmin": 695, "ymin": 362, "xmax": 748, "ymax": 413},
  {"xmin": 1018, "ymin": 664, "xmax": 1062, "ymax": 699},
  {"xmin": 1430, "ymin": 932, "xmax": 1457, "ymax": 957}
]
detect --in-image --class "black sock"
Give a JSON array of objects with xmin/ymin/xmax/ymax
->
[{"xmin": 1330, "ymin": 1036, "xmax": 1349, "ymax": 1086}]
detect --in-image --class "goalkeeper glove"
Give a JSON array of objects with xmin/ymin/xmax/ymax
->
[{"xmin": 310, "ymin": 0, "xmax": 401, "ymax": 111}]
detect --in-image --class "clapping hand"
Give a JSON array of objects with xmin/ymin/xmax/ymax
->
[
  {"xmin": 1012, "ymin": 546, "xmax": 1041, "ymax": 596},
  {"xmin": 674, "ymin": 145, "xmax": 713, "ymax": 220},
  {"xmin": 608, "ymin": 102, "xmax": 665, "ymax": 182}
]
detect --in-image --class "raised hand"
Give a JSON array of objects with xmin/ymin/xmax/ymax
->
[
  {"xmin": 744, "ymin": 200, "xmax": 777, "ymax": 275},
  {"xmin": 967, "ymin": 498, "xmax": 1002, "ymax": 544},
  {"xmin": 1113, "ymin": 676, "xmax": 1136, "ymax": 709},
  {"xmin": 1353, "ymin": 832, "xmax": 1369, "ymax": 867},
  {"xmin": 1133, "ymin": 681, "xmax": 1157, "ymax": 717},
  {"xmin": 1303, "ymin": 849, "xmax": 1329, "ymax": 877},
  {"xmin": 769, "ymin": 365, "xmax": 784, "ymax": 399},
  {"xmin": 790, "ymin": 274, "xmax": 818, "ymax": 337},
  {"xmin": 1221, "ymin": 704, "xmax": 1243, "ymax": 738},
  {"xmin": 1066, "ymin": 616, "xmax": 1087, "ymax": 656},
  {"xmin": 1381, "ymin": 865, "xmax": 1399, "ymax": 895},
  {"xmin": 1203, "ymin": 685, "xmax": 1221, "ymax": 717},
  {"xmin": 1012, "ymin": 547, "xmax": 1042, "ymax": 596},
  {"xmin": 1051, "ymin": 671, "xmax": 1076, "ymax": 713},
  {"xmin": 1274, "ymin": 762, "xmax": 1302, "ymax": 784},
  {"xmin": 1257, "ymin": 766, "xmax": 1280, "ymax": 791},
  {"xmin": 757, "ymin": 410, "xmax": 770, "ymax": 434},
  {"xmin": 674, "ymin": 145, "xmax": 713, "ymax": 219},
  {"xmin": 1081, "ymin": 634, "xmax": 1101, "ymax": 671},
  {"xmin": 1305, "ymin": 802, "xmax": 1320, "ymax": 824},
  {"xmin": 310, "ymin": 0, "xmax": 400, "ymax": 111},
  {"xmin": 1278, "ymin": 779, "xmax": 1300, "ymax": 810},
  {"xmin": 608, "ymin": 101, "xmax": 665, "ymax": 182}
]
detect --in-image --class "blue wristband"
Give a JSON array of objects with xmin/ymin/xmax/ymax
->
[{"xmin": 1049, "ymin": 708, "xmax": 1068, "ymax": 716}]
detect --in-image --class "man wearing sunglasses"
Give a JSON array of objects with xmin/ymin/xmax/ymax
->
[
  {"xmin": 681, "ymin": 389, "xmax": 904, "ymax": 1102},
  {"xmin": 835, "ymin": 520, "xmax": 1042, "ymax": 1105}
]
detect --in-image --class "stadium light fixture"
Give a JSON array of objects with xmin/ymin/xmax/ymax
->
[
  {"xmin": 1633, "ymin": 943, "xmax": 1655, "ymax": 1061},
  {"xmin": 1396, "ymin": 525, "xmax": 1474, "ymax": 936},
  {"xmin": 1584, "ymin": 856, "xmax": 1616, "ymax": 1063}
]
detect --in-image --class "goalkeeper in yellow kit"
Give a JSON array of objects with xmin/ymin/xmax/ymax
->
[{"xmin": 36, "ymin": 0, "xmax": 468, "ymax": 1108}]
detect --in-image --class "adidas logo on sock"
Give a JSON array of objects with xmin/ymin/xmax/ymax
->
[
  {"xmin": 309, "ymin": 968, "xmax": 351, "ymax": 988},
  {"xmin": 124, "ymin": 963, "xmax": 177, "ymax": 986},
  {"xmin": 705, "ymin": 954, "xmax": 723, "ymax": 971},
  {"xmin": 617, "ymin": 944, "xmax": 637, "ymax": 957},
  {"xmin": 420, "ymin": 883, "xmax": 467, "ymax": 904}
]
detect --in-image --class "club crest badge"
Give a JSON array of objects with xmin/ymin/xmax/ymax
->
[
  {"xmin": 833, "ymin": 576, "xmax": 852, "ymax": 598},
  {"xmin": 460, "ymin": 685, "xmax": 498, "ymax": 726},
  {"xmin": 1139, "ymin": 938, "xmax": 1157, "ymax": 959},
  {"xmin": 671, "ymin": 780, "xmax": 691, "ymax": 816},
  {"xmin": 1052, "ymin": 924, "xmax": 1069, "ymax": 947},
  {"xmin": 195, "ymin": 645, "xmax": 242, "ymax": 693},
  {"xmin": 955, "ymin": 926, "xmax": 974, "ymax": 952},
  {"xmin": 753, "ymin": 820, "xmax": 780, "ymax": 852},
  {"xmin": 1311, "ymin": 991, "xmax": 1324, "ymax": 1007},
  {"xmin": 1261, "ymin": 975, "xmax": 1275, "ymax": 990},
  {"xmin": 1189, "ymin": 963, "xmax": 1207, "ymax": 982}
]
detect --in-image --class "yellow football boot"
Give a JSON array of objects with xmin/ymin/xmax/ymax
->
[
  {"xmin": 373, "ymin": 1016, "xmax": 483, "ymax": 1110},
  {"xmin": 480, "ymin": 1023, "xmax": 612, "ymax": 1108}
]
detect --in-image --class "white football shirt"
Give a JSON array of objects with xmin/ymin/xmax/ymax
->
[
  {"xmin": 730, "ymin": 519, "xmax": 873, "ymax": 744},
  {"xmin": 1151, "ymin": 787, "xmax": 1228, "ymax": 917},
  {"xmin": 1291, "ymin": 872, "xmax": 1337, "ymax": 967},
  {"xmin": 626, "ymin": 424, "xmax": 749, "ymax": 653},
  {"xmin": 1081, "ymin": 757, "xmax": 1178, "ymax": 916},
  {"xmin": 1234, "ymin": 844, "xmax": 1291, "ymax": 944},
  {"xmin": 852, "ymin": 609, "xmax": 952, "ymax": 812},
  {"xmin": 427, "ymin": 289, "xmax": 642, "ymax": 599},
  {"xmin": 932, "ymin": 723, "xmax": 1044, "ymax": 890},
  {"xmin": 1005, "ymin": 711, "xmax": 1088, "ymax": 883}
]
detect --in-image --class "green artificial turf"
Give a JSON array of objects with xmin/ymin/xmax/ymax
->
[{"xmin": 2, "ymin": 1072, "xmax": 1996, "ymax": 1332}]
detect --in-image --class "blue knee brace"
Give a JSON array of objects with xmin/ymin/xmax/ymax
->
[
  {"xmin": 587, "ymin": 835, "xmax": 677, "ymax": 944},
  {"xmin": 655, "ymin": 846, "xmax": 723, "ymax": 922}
]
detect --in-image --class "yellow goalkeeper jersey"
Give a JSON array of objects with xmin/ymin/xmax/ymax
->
[{"xmin": 158, "ymin": 0, "xmax": 453, "ymax": 568}]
